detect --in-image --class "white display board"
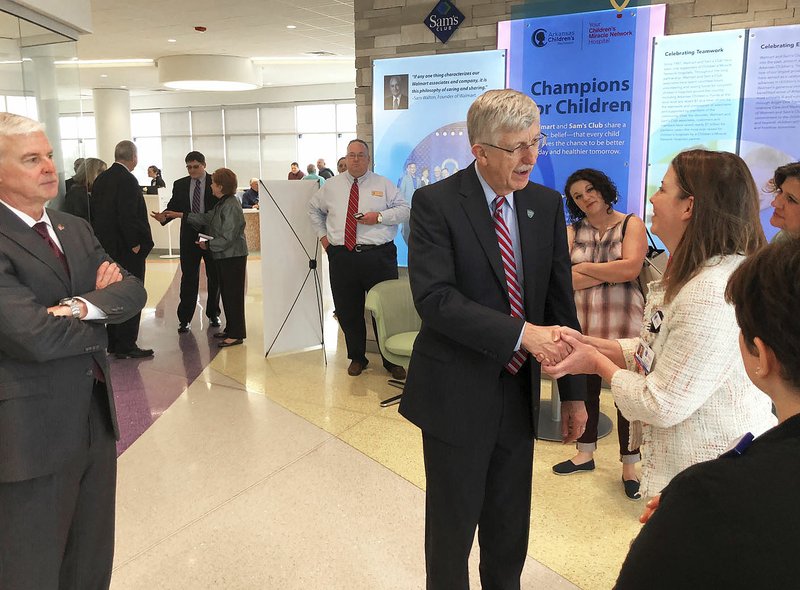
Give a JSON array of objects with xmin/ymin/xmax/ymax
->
[{"xmin": 259, "ymin": 180, "xmax": 325, "ymax": 357}]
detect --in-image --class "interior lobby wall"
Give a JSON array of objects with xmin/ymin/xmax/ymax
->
[{"xmin": 354, "ymin": 0, "xmax": 800, "ymax": 146}]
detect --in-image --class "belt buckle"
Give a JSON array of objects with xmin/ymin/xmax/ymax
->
[{"xmin": 354, "ymin": 244, "xmax": 363, "ymax": 253}]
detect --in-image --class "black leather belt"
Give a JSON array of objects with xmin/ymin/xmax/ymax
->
[{"xmin": 332, "ymin": 243, "xmax": 391, "ymax": 253}]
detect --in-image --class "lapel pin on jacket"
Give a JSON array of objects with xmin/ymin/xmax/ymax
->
[
  {"xmin": 57, "ymin": 224, "xmax": 65, "ymax": 231},
  {"xmin": 527, "ymin": 209, "xmax": 534, "ymax": 219}
]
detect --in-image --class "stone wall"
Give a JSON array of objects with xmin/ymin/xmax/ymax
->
[{"xmin": 354, "ymin": 0, "xmax": 800, "ymax": 144}]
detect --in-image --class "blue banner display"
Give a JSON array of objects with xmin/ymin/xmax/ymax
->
[
  {"xmin": 498, "ymin": 6, "xmax": 665, "ymax": 217},
  {"xmin": 373, "ymin": 50, "xmax": 507, "ymax": 265},
  {"xmin": 739, "ymin": 25, "xmax": 800, "ymax": 242}
]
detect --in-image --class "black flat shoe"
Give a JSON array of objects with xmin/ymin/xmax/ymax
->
[
  {"xmin": 212, "ymin": 332, "xmax": 228, "ymax": 339},
  {"xmin": 622, "ymin": 477, "xmax": 642, "ymax": 500},
  {"xmin": 177, "ymin": 323, "xmax": 190, "ymax": 334},
  {"xmin": 115, "ymin": 347, "xmax": 154, "ymax": 359},
  {"xmin": 552, "ymin": 459, "xmax": 595, "ymax": 475},
  {"xmin": 209, "ymin": 316, "xmax": 221, "ymax": 327},
  {"xmin": 218, "ymin": 339, "xmax": 243, "ymax": 348}
]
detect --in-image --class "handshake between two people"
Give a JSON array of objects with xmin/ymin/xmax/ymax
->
[{"xmin": 521, "ymin": 324, "xmax": 599, "ymax": 380}]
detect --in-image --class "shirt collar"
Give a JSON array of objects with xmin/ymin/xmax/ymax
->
[
  {"xmin": 345, "ymin": 170, "xmax": 371, "ymax": 184},
  {"xmin": 475, "ymin": 164, "xmax": 515, "ymax": 214},
  {"xmin": 0, "ymin": 199, "xmax": 52, "ymax": 229}
]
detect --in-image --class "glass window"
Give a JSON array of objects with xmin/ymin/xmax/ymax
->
[
  {"xmin": 226, "ymin": 135, "xmax": 261, "ymax": 184},
  {"xmin": 298, "ymin": 133, "xmax": 337, "ymax": 174},
  {"xmin": 336, "ymin": 103, "xmax": 356, "ymax": 132},
  {"xmin": 260, "ymin": 106, "xmax": 296, "ymax": 134},
  {"xmin": 261, "ymin": 134, "xmax": 298, "ymax": 179},
  {"xmin": 224, "ymin": 108, "xmax": 258, "ymax": 134},
  {"xmin": 192, "ymin": 135, "xmax": 225, "ymax": 169},
  {"xmin": 161, "ymin": 136, "xmax": 192, "ymax": 186},
  {"xmin": 134, "ymin": 137, "xmax": 163, "ymax": 185},
  {"xmin": 191, "ymin": 109, "xmax": 223, "ymax": 136},
  {"xmin": 161, "ymin": 111, "xmax": 190, "ymax": 136},
  {"xmin": 132, "ymin": 112, "xmax": 161, "ymax": 137},
  {"xmin": 297, "ymin": 104, "xmax": 336, "ymax": 133}
]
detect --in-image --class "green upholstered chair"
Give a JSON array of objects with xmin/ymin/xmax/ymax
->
[{"xmin": 365, "ymin": 277, "xmax": 421, "ymax": 407}]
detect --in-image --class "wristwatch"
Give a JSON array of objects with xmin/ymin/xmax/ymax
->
[
  {"xmin": 377, "ymin": 212, "xmax": 383, "ymax": 224},
  {"xmin": 59, "ymin": 297, "xmax": 82, "ymax": 319}
]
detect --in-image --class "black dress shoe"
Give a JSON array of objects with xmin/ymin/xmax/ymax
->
[
  {"xmin": 552, "ymin": 459, "xmax": 595, "ymax": 475},
  {"xmin": 209, "ymin": 317, "xmax": 221, "ymax": 327},
  {"xmin": 218, "ymin": 338, "xmax": 243, "ymax": 348},
  {"xmin": 177, "ymin": 323, "xmax": 190, "ymax": 334},
  {"xmin": 115, "ymin": 347, "xmax": 154, "ymax": 359}
]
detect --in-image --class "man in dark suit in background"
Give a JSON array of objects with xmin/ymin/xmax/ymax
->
[
  {"xmin": 151, "ymin": 151, "xmax": 220, "ymax": 333},
  {"xmin": 90, "ymin": 140, "xmax": 154, "ymax": 359},
  {"xmin": 399, "ymin": 89, "xmax": 588, "ymax": 589},
  {"xmin": 0, "ymin": 113, "xmax": 147, "ymax": 589},
  {"xmin": 384, "ymin": 75, "xmax": 408, "ymax": 110}
]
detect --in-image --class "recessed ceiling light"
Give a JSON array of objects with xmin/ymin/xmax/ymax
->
[
  {"xmin": 168, "ymin": 39, "xmax": 177, "ymax": 43},
  {"xmin": 100, "ymin": 74, "xmax": 108, "ymax": 78},
  {"xmin": 120, "ymin": 85, "xmax": 127, "ymax": 88},
  {"xmin": 286, "ymin": 25, "xmax": 296, "ymax": 29}
]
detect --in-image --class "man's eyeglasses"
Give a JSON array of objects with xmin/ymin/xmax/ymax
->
[
  {"xmin": 482, "ymin": 134, "xmax": 547, "ymax": 156},
  {"xmin": 346, "ymin": 153, "xmax": 368, "ymax": 160},
  {"xmin": 186, "ymin": 164, "xmax": 203, "ymax": 170}
]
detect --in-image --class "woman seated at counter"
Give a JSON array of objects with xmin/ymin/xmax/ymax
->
[
  {"xmin": 614, "ymin": 238, "xmax": 800, "ymax": 589},
  {"xmin": 768, "ymin": 161, "xmax": 800, "ymax": 241},
  {"xmin": 164, "ymin": 168, "xmax": 248, "ymax": 348}
]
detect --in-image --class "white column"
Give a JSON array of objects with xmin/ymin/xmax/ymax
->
[{"xmin": 93, "ymin": 88, "xmax": 131, "ymax": 163}]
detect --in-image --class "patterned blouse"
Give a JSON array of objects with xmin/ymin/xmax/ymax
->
[
  {"xmin": 611, "ymin": 255, "xmax": 777, "ymax": 497},
  {"xmin": 571, "ymin": 216, "xmax": 643, "ymax": 340}
]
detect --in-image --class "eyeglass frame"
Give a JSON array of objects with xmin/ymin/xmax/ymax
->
[{"xmin": 481, "ymin": 133, "xmax": 548, "ymax": 156}]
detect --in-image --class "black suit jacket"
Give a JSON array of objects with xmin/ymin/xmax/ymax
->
[
  {"xmin": 0, "ymin": 205, "xmax": 147, "ymax": 482},
  {"xmin": 163, "ymin": 173, "xmax": 215, "ymax": 247},
  {"xmin": 384, "ymin": 94, "xmax": 408, "ymax": 110},
  {"xmin": 90, "ymin": 162, "xmax": 154, "ymax": 267},
  {"xmin": 399, "ymin": 163, "xmax": 585, "ymax": 445}
]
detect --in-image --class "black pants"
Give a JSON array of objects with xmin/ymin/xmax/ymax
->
[
  {"xmin": 327, "ymin": 242, "xmax": 399, "ymax": 368},
  {"xmin": 422, "ymin": 370, "xmax": 534, "ymax": 590},
  {"xmin": 107, "ymin": 250, "xmax": 146, "ymax": 353},
  {"xmin": 217, "ymin": 255, "xmax": 247, "ymax": 340},
  {"xmin": 578, "ymin": 374, "xmax": 640, "ymax": 458},
  {"xmin": 178, "ymin": 241, "xmax": 221, "ymax": 324},
  {"xmin": 0, "ymin": 382, "xmax": 117, "ymax": 590}
]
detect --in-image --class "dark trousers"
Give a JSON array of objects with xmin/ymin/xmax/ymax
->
[
  {"xmin": 178, "ymin": 241, "xmax": 221, "ymax": 324},
  {"xmin": 218, "ymin": 255, "xmax": 247, "ymax": 340},
  {"xmin": 578, "ymin": 374, "xmax": 640, "ymax": 458},
  {"xmin": 0, "ymin": 383, "xmax": 117, "ymax": 590},
  {"xmin": 107, "ymin": 250, "xmax": 145, "ymax": 353},
  {"xmin": 422, "ymin": 370, "xmax": 534, "ymax": 590},
  {"xmin": 327, "ymin": 242, "xmax": 399, "ymax": 368}
]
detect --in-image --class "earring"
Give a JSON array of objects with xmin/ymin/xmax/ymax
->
[{"xmin": 755, "ymin": 367, "xmax": 761, "ymax": 375}]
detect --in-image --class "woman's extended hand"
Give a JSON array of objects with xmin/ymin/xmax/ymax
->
[{"xmin": 542, "ymin": 333, "xmax": 598, "ymax": 379}]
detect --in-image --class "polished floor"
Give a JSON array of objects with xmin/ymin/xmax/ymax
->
[{"xmin": 109, "ymin": 256, "xmax": 645, "ymax": 590}]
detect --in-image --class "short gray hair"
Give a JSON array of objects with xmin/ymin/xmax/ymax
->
[
  {"xmin": 114, "ymin": 140, "xmax": 137, "ymax": 162},
  {"xmin": 467, "ymin": 89, "xmax": 540, "ymax": 146},
  {"xmin": 307, "ymin": 164, "xmax": 317, "ymax": 174},
  {"xmin": 0, "ymin": 112, "xmax": 44, "ymax": 139}
]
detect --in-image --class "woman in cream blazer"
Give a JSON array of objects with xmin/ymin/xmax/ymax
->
[{"xmin": 545, "ymin": 149, "xmax": 776, "ymax": 497}]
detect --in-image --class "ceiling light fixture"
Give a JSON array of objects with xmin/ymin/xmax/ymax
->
[
  {"xmin": 286, "ymin": 25, "xmax": 297, "ymax": 29},
  {"xmin": 157, "ymin": 54, "xmax": 259, "ymax": 91},
  {"xmin": 168, "ymin": 39, "xmax": 177, "ymax": 43}
]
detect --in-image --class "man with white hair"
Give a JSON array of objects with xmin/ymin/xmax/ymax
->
[
  {"xmin": 317, "ymin": 158, "xmax": 334, "ymax": 180},
  {"xmin": 0, "ymin": 113, "xmax": 147, "ymax": 589},
  {"xmin": 399, "ymin": 89, "xmax": 587, "ymax": 589}
]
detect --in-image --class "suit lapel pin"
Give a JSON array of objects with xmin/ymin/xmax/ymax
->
[
  {"xmin": 57, "ymin": 224, "xmax": 65, "ymax": 231},
  {"xmin": 526, "ymin": 209, "xmax": 534, "ymax": 219}
]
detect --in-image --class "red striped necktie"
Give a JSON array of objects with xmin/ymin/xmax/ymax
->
[
  {"xmin": 344, "ymin": 177, "xmax": 359, "ymax": 250},
  {"xmin": 493, "ymin": 196, "xmax": 528, "ymax": 374},
  {"xmin": 33, "ymin": 221, "xmax": 70, "ymax": 277}
]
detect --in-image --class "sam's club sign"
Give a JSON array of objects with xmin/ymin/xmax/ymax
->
[{"xmin": 425, "ymin": 0, "xmax": 465, "ymax": 44}]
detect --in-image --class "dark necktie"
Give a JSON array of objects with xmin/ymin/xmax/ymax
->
[
  {"xmin": 493, "ymin": 196, "xmax": 528, "ymax": 374},
  {"xmin": 191, "ymin": 179, "xmax": 202, "ymax": 213},
  {"xmin": 344, "ymin": 177, "xmax": 359, "ymax": 251},
  {"xmin": 33, "ymin": 221, "xmax": 70, "ymax": 277}
]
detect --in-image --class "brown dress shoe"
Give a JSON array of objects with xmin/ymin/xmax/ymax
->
[
  {"xmin": 347, "ymin": 360, "xmax": 368, "ymax": 376},
  {"xmin": 389, "ymin": 365, "xmax": 407, "ymax": 380}
]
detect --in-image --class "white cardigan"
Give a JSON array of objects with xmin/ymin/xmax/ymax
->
[{"xmin": 611, "ymin": 255, "xmax": 776, "ymax": 497}]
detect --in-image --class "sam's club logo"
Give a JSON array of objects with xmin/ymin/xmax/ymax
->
[{"xmin": 425, "ymin": 0, "xmax": 465, "ymax": 44}]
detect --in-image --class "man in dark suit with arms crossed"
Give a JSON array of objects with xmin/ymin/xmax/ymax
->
[
  {"xmin": 151, "ymin": 151, "xmax": 220, "ymax": 332},
  {"xmin": 399, "ymin": 89, "xmax": 588, "ymax": 589},
  {"xmin": 0, "ymin": 113, "xmax": 147, "ymax": 589}
]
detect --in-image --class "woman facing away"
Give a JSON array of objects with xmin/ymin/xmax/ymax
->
[
  {"xmin": 614, "ymin": 238, "xmax": 800, "ymax": 589},
  {"xmin": 63, "ymin": 157, "xmax": 107, "ymax": 221},
  {"xmin": 551, "ymin": 168, "xmax": 648, "ymax": 500},
  {"xmin": 544, "ymin": 149, "xmax": 776, "ymax": 498}
]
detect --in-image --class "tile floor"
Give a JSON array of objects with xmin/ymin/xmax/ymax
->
[{"xmin": 109, "ymin": 256, "xmax": 645, "ymax": 589}]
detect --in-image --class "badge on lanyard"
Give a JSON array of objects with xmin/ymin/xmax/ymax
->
[
  {"xmin": 634, "ymin": 338, "xmax": 656, "ymax": 375},
  {"xmin": 649, "ymin": 310, "xmax": 664, "ymax": 333}
]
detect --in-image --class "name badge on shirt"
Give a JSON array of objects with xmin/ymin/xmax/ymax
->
[
  {"xmin": 371, "ymin": 191, "xmax": 384, "ymax": 197},
  {"xmin": 648, "ymin": 310, "xmax": 664, "ymax": 333},
  {"xmin": 634, "ymin": 338, "xmax": 655, "ymax": 375}
]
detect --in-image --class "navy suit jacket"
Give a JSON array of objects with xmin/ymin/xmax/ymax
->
[
  {"xmin": 399, "ymin": 162, "xmax": 585, "ymax": 445},
  {"xmin": 163, "ymin": 173, "xmax": 216, "ymax": 247}
]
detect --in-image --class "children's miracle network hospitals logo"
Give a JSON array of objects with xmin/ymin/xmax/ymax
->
[
  {"xmin": 425, "ymin": 0, "xmax": 465, "ymax": 44},
  {"xmin": 531, "ymin": 27, "xmax": 577, "ymax": 48}
]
